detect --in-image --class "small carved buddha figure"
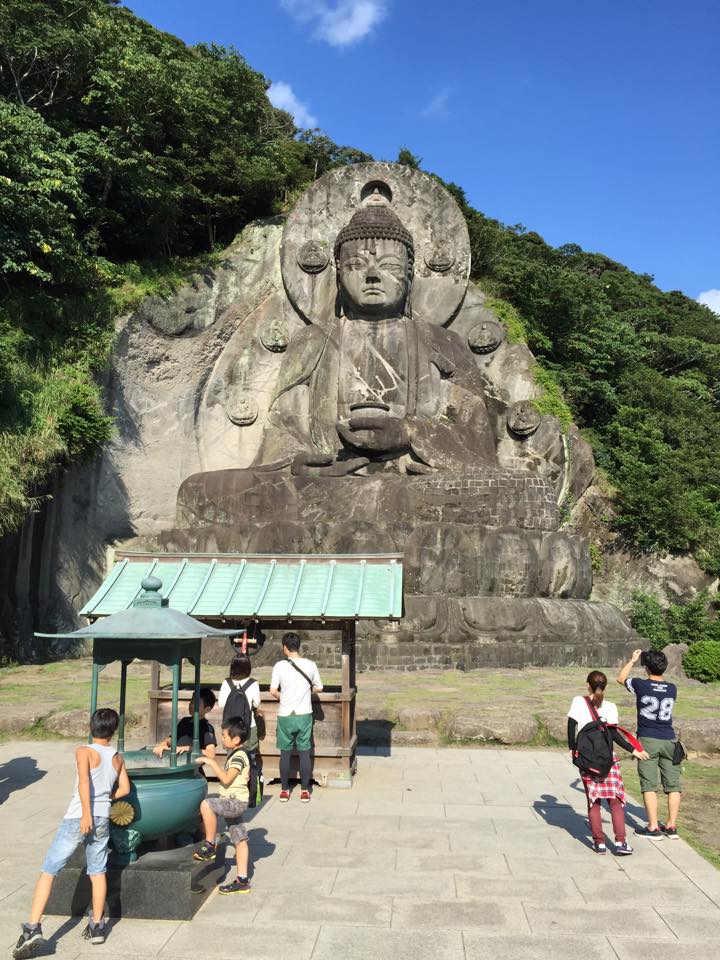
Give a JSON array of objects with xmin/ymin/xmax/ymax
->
[{"xmin": 256, "ymin": 204, "xmax": 496, "ymax": 476}]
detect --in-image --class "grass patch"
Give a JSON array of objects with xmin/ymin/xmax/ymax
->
[
  {"xmin": 103, "ymin": 253, "xmax": 223, "ymax": 316},
  {"xmin": 483, "ymin": 295, "xmax": 529, "ymax": 344},
  {"xmin": 531, "ymin": 363, "xmax": 574, "ymax": 431},
  {"xmin": 530, "ymin": 716, "xmax": 564, "ymax": 748}
]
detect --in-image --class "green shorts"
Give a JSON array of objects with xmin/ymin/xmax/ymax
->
[
  {"xmin": 637, "ymin": 737, "xmax": 682, "ymax": 794},
  {"xmin": 245, "ymin": 724, "xmax": 259, "ymax": 753},
  {"xmin": 276, "ymin": 713, "xmax": 313, "ymax": 752}
]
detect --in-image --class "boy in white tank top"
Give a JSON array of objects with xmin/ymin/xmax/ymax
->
[{"xmin": 13, "ymin": 709, "xmax": 131, "ymax": 958}]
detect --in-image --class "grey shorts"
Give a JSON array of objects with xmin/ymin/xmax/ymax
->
[{"xmin": 206, "ymin": 796, "xmax": 248, "ymax": 846}]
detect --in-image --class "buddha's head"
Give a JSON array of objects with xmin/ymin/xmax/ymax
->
[{"xmin": 334, "ymin": 205, "xmax": 415, "ymax": 321}]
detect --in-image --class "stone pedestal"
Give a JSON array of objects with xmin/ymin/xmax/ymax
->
[
  {"xmin": 137, "ymin": 468, "xmax": 638, "ymax": 666},
  {"xmin": 45, "ymin": 843, "xmax": 226, "ymax": 920}
]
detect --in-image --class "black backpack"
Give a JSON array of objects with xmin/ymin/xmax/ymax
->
[
  {"xmin": 230, "ymin": 749, "xmax": 264, "ymax": 809},
  {"xmin": 222, "ymin": 677, "xmax": 254, "ymax": 734},
  {"xmin": 572, "ymin": 697, "xmax": 614, "ymax": 782}
]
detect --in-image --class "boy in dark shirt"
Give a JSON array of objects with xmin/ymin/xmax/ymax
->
[
  {"xmin": 153, "ymin": 688, "xmax": 217, "ymax": 758},
  {"xmin": 617, "ymin": 648, "xmax": 681, "ymax": 840}
]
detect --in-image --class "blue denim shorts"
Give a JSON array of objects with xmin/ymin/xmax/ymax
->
[{"xmin": 41, "ymin": 817, "xmax": 110, "ymax": 876}]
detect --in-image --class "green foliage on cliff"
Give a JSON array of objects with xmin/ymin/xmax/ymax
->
[
  {"xmin": 631, "ymin": 590, "xmax": 720, "ymax": 656},
  {"xmin": 683, "ymin": 640, "xmax": 720, "ymax": 683},
  {"xmin": 0, "ymin": 0, "xmax": 366, "ymax": 535},
  {"xmin": 444, "ymin": 181, "xmax": 720, "ymax": 573}
]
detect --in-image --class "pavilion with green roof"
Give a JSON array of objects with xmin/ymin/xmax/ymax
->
[{"xmin": 77, "ymin": 550, "xmax": 404, "ymax": 785}]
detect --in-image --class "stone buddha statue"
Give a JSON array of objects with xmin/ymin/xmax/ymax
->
[
  {"xmin": 255, "ymin": 202, "xmax": 495, "ymax": 477},
  {"xmin": 169, "ymin": 163, "xmax": 628, "ymax": 653}
]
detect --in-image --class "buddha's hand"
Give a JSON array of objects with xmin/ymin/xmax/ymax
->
[
  {"xmin": 291, "ymin": 451, "xmax": 369, "ymax": 477},
  {"xmin": 337, "ymin": 414, "xmax": 409, "ymax": 453}
]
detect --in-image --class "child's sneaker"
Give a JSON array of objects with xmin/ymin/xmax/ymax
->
[
  {"xmin": 592, "ymin": 841, "xmax": 607, "ymax": 855},
  {"xmin": 614, "ymin": 841, "xmax": 633, "ymax": 856},
  {"xmin": 81, "ymin": 921, "xmax": 106, "ymax": 945},
  {"xmin": 219, "ymin": 877, "xmax": 251, "ymax": 895},
  {"xmin": 279, "ymin": 789, "xmax": 290, "ymax": 802},
  {"xmin": 12, "ymin": 925, "xmax": 44, "ymax": 959},
  {"xmin": 299, "ymin": 790, "xmax": 311, "ymax": 803},
  {"xmin": 635, "ymin": 826, "xmax": 665, "ymax": 840},
  {"xmin": 192, "ymin": 840, "xmax": 217, "ymax": 861},
  {"xmin": 660, "ymin": 823, "xmax": 679, "ymax": 839}
]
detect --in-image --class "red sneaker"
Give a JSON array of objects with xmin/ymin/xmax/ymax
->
[
  {"xmin": 279, "ymin": 790, "xmax": 290, "ymax": 802},
  {"xmin": 300, "ymin": 790, "xmax": 311, "ymax": 803}
]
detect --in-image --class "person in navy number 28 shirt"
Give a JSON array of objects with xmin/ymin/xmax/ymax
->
[{"xmin": 617, "ymin": 648, "xmax": 681, "ymax": 841}]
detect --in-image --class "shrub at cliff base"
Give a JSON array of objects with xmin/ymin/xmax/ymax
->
[{"xmin": 683, "ymin": 640, "xmax": 720, "ymax": 684}]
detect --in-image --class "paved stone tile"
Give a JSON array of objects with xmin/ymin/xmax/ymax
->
[
  {"xmin": 2, "ymin": 740, "xmax": 719, "ymax": 960},
  {"xmin": 548, "ymin": 832, "xmax": 674, "ymax": 861},
  {"xmin": 444, "ymin": 802, "xmax": 536, "ymax": 822},
  {"xmin": 254, "ymin": 893, "xmax": 391, "ymax": 927},
  {"xmin": 0, "ymin": 916, "xmax": 181, "ymax": 958},
  {"xmin": 283, "ymin": 847, "xmax": 397, "ymax": 871},
  {"xmin": 392, "ymin": 898, "xmax": 530, "ymax": 931},
  {"xmin": 245, "ymin": 863, "xmax": 338, "ymax": 895},
  {"xmin": 462, "ymin": 933, "xmax": 618, "ymax": 960},
  {"xmin": 161, "ymin": 920, "xmax": 319, "ymax": 958},
  {"xmin": 524, "ymin": 905, "xmax": 675, "ymax": 938},
  {"xmin": 0, "ymin": 877, "xmax": 27, "ymax": 903},
  {"xmin": 455, "ymin": 875, "xmax": 584, "ymax": 904},
  {"xmin": 186, "ymin": 889, "xmax": 260, "ymax": 922},
  {"xmin": 478, "ymin": 789, "xmax": 527, "ymax": 805},
  {"xmin": 304, "ymin": 812, "xmax": 401, "ymax": 832},
  {"xmin": 332, "ymin": 868, "xmax": 458, "ymax": 898},
  {"xmin": 250, "ymin": 828, "xmax": 350, "ymax": 849},
  {"xmin": 75, "ymin": 919, "xmax": 181, "ymax": 955},
  {"xmin": 355, "ymin": 801, "xmax": 447, "ymax": 818},
  {"xmin": 396, "ymin": 814, "xmax": 497, "ymax": 834},
  {"xmin": 654, "ymin": 908, "xmax": 720, "ymax": 939},
  {"xmin": 347, "ymin": 830, "xmax": 451, "ymax": 851},
  {"xmin": 448, "ymin": 834, "xmax": 559, "ymax": 858},
  {"xmin": 396, "ymin": 851, "xmax": 510, "ymax": 876},
  {"xmin": 399, "ymin": 788, "xmax": 455, "ymax": 804},
  {"xmin": 312, "ymin": 925, "xmax": 465, "ymax": 960},
  {"xmin": 574, "ymin": 877, "xmax": 715, "ymax": 908},
  {"xmin": 505, "ymin": 855, "xmax": 623, "ymax": 878},
  {"xmin": 610, "ymin": 940, "xmax": 720, "ymax": 960}
]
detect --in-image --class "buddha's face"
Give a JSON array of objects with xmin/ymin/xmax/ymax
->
[{"xmin": 337, "ymin": 238, "xmax": 410, "ymax": 321}]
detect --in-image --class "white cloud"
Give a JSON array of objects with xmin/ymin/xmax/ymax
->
[
  {"xmin": 697, "ymin": 289, "xmax": 720, "ymax": 315},
  {"xmin": 268, "ymin": 80, "xmax": 317, "ymax": 128},
  {"xmin": 281, "ymin": 1, "xmax": 388, "ymax": 48},
  {"xmin": 420, "ymin": 87, "xmax": 453, "ymax": 117}
]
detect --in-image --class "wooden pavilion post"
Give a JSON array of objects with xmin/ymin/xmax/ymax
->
[
  {"xmin": 117, "ymin": 660, "xmax": 128, "ymax": 753},
  {"xmin": 340, "ymin": 619, "xmax": 356, "ymax": 750},
  {"xmin": 192, "ymin": 651, "xmax": 201, "ymax": 755},
  {"xmin": 88, "ymin": 660, "xmax": 101, "ymax": 744},
  {"xmin": 169, "ymin": 661, "xmax": 180, "ymax": 768},
  {"xmin": 149, "ymin": 661, "xmax": 160, "ymax": 743}
]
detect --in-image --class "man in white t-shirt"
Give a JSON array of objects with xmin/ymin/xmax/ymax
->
[{"xmin": 270, "ymin": 632, "xmax": 323, "ymax": 802}]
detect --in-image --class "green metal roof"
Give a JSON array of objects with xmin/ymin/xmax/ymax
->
[{"xmin": 80, "ymin": 553, "xmax": 403, "ymax": 621}]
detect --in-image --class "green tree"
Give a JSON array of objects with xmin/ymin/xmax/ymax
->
[
  {"xmin": 630, "ymin": 591, "xmax": 670, "ymax": 650},
  {"xmin": 397, "ymin": 147, "xmax": 422, "ymax": 168}
]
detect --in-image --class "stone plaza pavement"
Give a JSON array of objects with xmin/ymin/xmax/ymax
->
[{"xmin": 1, "ymin": 741, "xmax": 720, "ymax": 960}]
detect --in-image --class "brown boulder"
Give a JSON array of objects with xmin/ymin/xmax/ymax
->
[
  {"xmin": 447, "ymin": 710, "xmax": 538, "ymax": 744},
  {"xmin": 675, "ymin": 719, "xmax": 720, "ymax": 756}
]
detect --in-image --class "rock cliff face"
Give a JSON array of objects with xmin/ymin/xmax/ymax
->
[
  {"xmin": 3, "ymin": 220, "xmax": 287, "ymax": 658},
  {"xmin": 1, "ymin": 205, "xmax": 639, "ymax": 664}
]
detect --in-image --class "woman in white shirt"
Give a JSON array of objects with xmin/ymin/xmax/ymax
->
[
  {"xmin": 218, "ymin": 655, "xmax": 261, "ymax": 753},
  {"xmin": 567, "ymin": 670, "xmax": 647, "ymax": 856}
]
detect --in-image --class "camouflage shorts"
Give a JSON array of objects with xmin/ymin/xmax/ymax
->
[{"xmin": 206, "ymin": 796, "xmax": 248, "ymax": 846}]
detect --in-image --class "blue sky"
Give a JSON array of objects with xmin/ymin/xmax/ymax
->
[{"xmin": 125, "ymin": 1, "xmax": 719, "ymax": 308}]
